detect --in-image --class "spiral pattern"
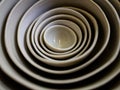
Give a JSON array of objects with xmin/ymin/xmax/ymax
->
[{"xmin": 0, "ymin": 0, "xmax": 120, "ymax": 89}]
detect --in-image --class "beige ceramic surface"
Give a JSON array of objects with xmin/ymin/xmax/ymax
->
[
  {"xmin": 26, "ymin": 14, "xmax": 87, "ymax": 60},
  {"xmin": 31, "ymin": 7, "xmax": 90, "ymax": 60},
  {"xmin": 43, "ymin": 25, "xmax": 77, "ymax": 52},
  {"xmin": 0, "ymin": 0, "xmax": 120, "ymax": 90},
  {"xmin": 39, "ymin": 19, "xmax": 82, "ymax": 55}
]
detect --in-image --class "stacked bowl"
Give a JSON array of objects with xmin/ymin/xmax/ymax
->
[{"xmin": 0, "ymin": 0, "xmax": 120, "ymax": 90}]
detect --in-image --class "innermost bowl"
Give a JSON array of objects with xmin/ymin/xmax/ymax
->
[{"xmin": 43, "ymin": 25, "xmax": 77, "ymax": 52}]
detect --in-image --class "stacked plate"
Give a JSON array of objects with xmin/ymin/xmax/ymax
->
[{"xmin": 0, "ymin": 0, "xmax": 120, "ymax": 89}]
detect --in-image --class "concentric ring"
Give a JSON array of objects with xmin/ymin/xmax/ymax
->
[{"xmin": 0, "ymin": 0, "xmax": 120, "ymax": 89}]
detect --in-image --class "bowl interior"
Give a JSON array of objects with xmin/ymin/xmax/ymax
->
[{"xmin": 43, "ymin": 25, "xmax": 77, "ymax": 52}]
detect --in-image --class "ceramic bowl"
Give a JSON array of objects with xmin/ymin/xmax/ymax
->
[
  {"xmin": 26, "ymin": 14, "xmax": 87, "ymax": 60},
  {"xmin": 2, "ymin": 0, "xmax": 120, "ymax": 90},
  {"xmin": 43, "ymin": 24, "xmax": 77, "ymax": 52},
  {"xmin": 6, "ymin": 0, "xmax": 109, "ymax": 83},
  {"xmin": 15, "ymin": 0, "xmax": 109, "ymax": 67},
  {"xmin": 39, "ymin": 19, "xmax": 82, "ymax": 55},
  {"xmin": 16, "ymin": 0, "xmax": 111, "ymax": 72},
  {"xmin": 31, "ymin": 7, "xmax": 91, "ymax": 60}
]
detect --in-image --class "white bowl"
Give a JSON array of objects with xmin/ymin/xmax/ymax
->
[
  {"xmin": 29, "ymin": 15, "xmax": 87, "ymax": 60},
  {"xmin": 15, "ymin": 0, "xmax": 107, "ymax": 66},
  {"xmin": 16, "ymin": 0, "xmax": 111, "ymax": 74},
  {"xmin": 43, "ymin": 24, "xmax": 77, "ymax": 52},
  {"xmin": 39, "ymin": 19, "xmax": 82, "ymax": 55},
  {"xmin": 32, "ymin": 7, "xmax": 90, "ymax": 60},
  {"xmin": 26, "ymin": 14, "xmax": 87, "ymax": 60},
  {"xmin": 4, "ymin": 0, "xmax": 120, "ymax": 90}
]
